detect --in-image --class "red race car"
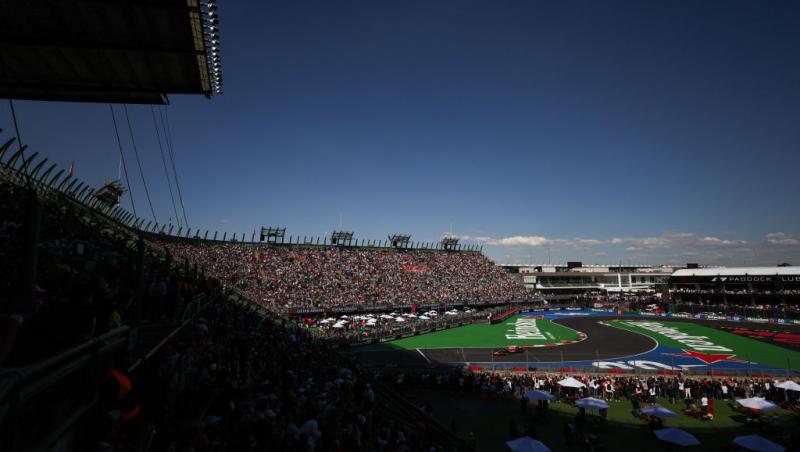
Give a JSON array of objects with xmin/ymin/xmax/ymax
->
[{"xmin": 493, "ymin": 345, "xmax": 525, "ymax": 356}]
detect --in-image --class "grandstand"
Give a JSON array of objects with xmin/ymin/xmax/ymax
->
[
  {"xmin": 0, "ymin": 134, "xmax": 517, "ymax": 452},
  {"xmin": 3, "ymin": 3, "xmax": 800, "ymax": 451},
  {"xmin": 669, "ymin": 266, "xmax": 800, "ymax": 319},
  {"xmin": 157, "ymin": 240, "xmax": 534, "ymax": 314}
]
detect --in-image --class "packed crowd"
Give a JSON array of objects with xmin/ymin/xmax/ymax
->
[
  {"xmin": 671, "ymin": 302, "xmax": 800, "ymax": 320},
  {"xmin": 381, "ymin": 370, "xmax": 796, "ymax": 405},
  {"xmin": 1, "ymin": 166, "xmax": 459, "ymax": 451},
  {"xmin": 157, "ymin": 242, "xmax": 533, "ymax": 312},
  {"xmin": 0, "ymin": 177, "xmax": 207, "ymax": 366},
  {"xmin": 379, "ymin": 370, "xmax": 800, "ymax": 450},
  {"xmin": 673, "ymin": 288, "xmax": 800, "ymax": 296},
  {"xmin": 96, "ymin": 292, "xmax": 451, "ymax": 452}
]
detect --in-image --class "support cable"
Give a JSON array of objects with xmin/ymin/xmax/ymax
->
[
  {"xmin": 109, "ymin": 104, "xmax": 137, "ymax": 218},
  {"xmin": 7, "ymin": 99, "xmax": 33, "ymax": 186},
  {"xmin": 159, "ymin": 106, "xmax": 189, "ymax": 227},
  {"xmin": 150, "ymin": 106, "xmax": 182, "ymax": 228},
  {"xmin": 122, "ymin": 104, "xmax": 157, "ymax": 222},
  {"xmin": 8, "ymin": 99, "xmax": 23, "ymax": 154}
]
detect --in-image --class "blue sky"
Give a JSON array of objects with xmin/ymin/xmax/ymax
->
[{"xmin": 2, "ymin": 0, "xmax": 799, "ymax": 265}]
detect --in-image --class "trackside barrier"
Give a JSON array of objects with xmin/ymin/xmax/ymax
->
[
  {"xmin": 356, "ymin": 359, "xmax": 796, "ymax": 378},
  {"xmin": 489, "ymin": 307, "xmax": 520, "ymax": 324}
]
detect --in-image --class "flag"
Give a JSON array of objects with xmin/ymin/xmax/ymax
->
[{"xmin": 69, "ymin": 162, "xmax": 74, "ymax": 177}]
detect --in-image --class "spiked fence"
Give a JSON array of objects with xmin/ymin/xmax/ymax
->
[{"xmin": 0, "ymin": 130, "xmax": 484, "ymax": 252}]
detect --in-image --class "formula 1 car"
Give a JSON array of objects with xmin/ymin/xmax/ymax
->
[{"xmin": 493, "ymin": 345, "xmax": 525, "ymax": 356}]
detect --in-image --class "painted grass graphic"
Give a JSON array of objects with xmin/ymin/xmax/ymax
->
[
  {"xmin": 362, "ymin": 315, "xmax": 581, "ymax": 350},
  {"xmin": 608, "ymin": 320, "xmax": 800, "ymax": 371}
]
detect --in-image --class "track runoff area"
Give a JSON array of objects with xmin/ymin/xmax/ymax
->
[{"xmin": 346, "ymin": 311, "xmax": 800, "ymax": 375}]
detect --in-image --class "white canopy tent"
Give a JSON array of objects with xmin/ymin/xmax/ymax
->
[{"xmin": 557, "ymin": 377, "xmax": 586, "ymax": 388}]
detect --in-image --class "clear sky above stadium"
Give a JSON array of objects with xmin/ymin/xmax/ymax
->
[{"xmin": 2, "ymin": 0, "xmax": 799, "ymax": 265}]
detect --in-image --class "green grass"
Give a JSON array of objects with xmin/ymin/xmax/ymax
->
[
  {"xmin": 401, "ymin": 386, "xmax": 800, "ymax": 452},
  {"xmin": 362, "ymin": 316, "xmax": 580, "ymax": 350},
  {"xmin": 609, "ymin": 320, "xmax": 800, "ymax": 371}
]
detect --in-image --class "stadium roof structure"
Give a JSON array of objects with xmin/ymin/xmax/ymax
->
[
  {"xmin": 672, "ymin": 266, "xmax": 798, "ymax": 277},
  {"xmin": 0, "ymin": 0, "xmax": 222, "ymax": 104}
]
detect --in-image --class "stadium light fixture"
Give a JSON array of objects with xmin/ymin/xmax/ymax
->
[
  {"xmin": 440, "ymin": 234, "xmax": 460, "ymax": 251},
  {"xmin": 330, "ymin": 230, "xmax": 354, "ymax": 246},
  {"xmin": 388, "ymin": 234, "xmax": 411, "ymax": 248},
  {"xmin": 260, "ymin": 226, "xmax": 286, "ymax": 243}
]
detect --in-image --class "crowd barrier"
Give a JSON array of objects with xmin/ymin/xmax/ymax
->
[
  {"xmin": 585, "ymin": 307, "xmax": 800, "ymax": 326},
  {"xmin": 0, "ymin": 290, "xmax": 211, "ymax": 452},
  {"xmin": 0, "ymin": 327, "xmax": 130, "ymax": 452},
  {"xmin": 489, "ymin": 307, "xmax": 520, "ymax": 324}
]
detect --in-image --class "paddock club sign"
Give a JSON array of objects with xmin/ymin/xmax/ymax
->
[{"xmin": 672, "ymin": 275, "xmax": 800, "ymax": 284}]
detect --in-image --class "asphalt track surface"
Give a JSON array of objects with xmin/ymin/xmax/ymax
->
[{"xmin": 342, "ymin": 316, "xmax": 800, "ymax": 368}]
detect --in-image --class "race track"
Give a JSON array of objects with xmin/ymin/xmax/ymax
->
[
  {"xmin": 343, "ymin": 315, "xmax": 800, "ymax": 370},
  {"xmin": 344, "ymin": 316, "xmax": 656, "ymax": 368}
]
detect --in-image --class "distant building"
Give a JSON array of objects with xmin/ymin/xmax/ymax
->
[
  {"xmin": 500, "ymin": 262, "xmax": 676, "ymax": 295},
  {"xmin": 669, "ymin": 266, "xmax": 800, "ymax": 304}
]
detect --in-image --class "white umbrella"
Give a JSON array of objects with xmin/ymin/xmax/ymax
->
[
  {"xmin": 394, "ymin": 317, "xmax": 406, "ymax": 322},
  {"xmin": 319, "ymin": 319, "xmax": 332, "ymax": 324},
  {"xmin": 339, "ymin": 315, "xmax": 349, "ymax": 319},
  {"xmin": 419, "ymin": 315, "xmax": 430, "ymax": 320},
  {"xmin": 732, "ymin": 434, "xmax": 785, "ymax": 452},
  {"xmin": 642, "ymin": 405, "xmax": 677, "ymax": 418},
  {"xmin": 775, "ymin": 381, "xmax": 800, "ymax": 392},
  {"xmin": 654, "ymin": 428, "xmax": 700, "ymax": 446},
  {"xmin": 331, "ymin": 324, "xmax": 345, "ymax": 329},
  {"xmin": 737, "ymin": 397, "xmax": 779, "ymax": 411},
  {"xmin": 445, "ymin": 311, "xmax": 458, "ymax": 315},
  {"xmin": 380, "ymin": 314, "xmax": 394, "ymax": 319},
  {"xmin": 405, "ymin": 313, "xmax": 417, "ymax": 317},
  {"xmin": 557, "ymin": 377, "xmax": 586, "ymax": 388},
  {"xmin": 575, "ymin": 397, "xmax": 609, "ymax": 410},
  {"xmin": 506, "ymin": 436, "xmax": 550, "ymax": 452},
  {"xmin": 524, "ymin": 390, "xmax": 554, "ymax": 401}
]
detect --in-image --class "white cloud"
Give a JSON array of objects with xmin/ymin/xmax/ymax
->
[
  {"xmin": 766, "ymin": 232, "xmax": 800, "ymax": 246},
  {"xmin": 468, "ymin": 232, "xmax": 748, "ymax": 250}
]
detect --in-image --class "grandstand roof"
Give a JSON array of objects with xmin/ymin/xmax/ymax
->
[
  {"xmin": 0, "ymin": 0, "xmax": 220, "ymax": 104},
  {"xmin": 672, "ymin": 266, "xmax": 799, "ymax": 277}
]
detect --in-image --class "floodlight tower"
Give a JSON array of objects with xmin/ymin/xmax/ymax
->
[
  {"xmin": 330, "ymin": 230, "xmax": 354, "ymax": 246},
  {"xmin": 440, "ymin": 234, "xmax": 460, "ymax": 251},
  {"xmin": 93, "ymin": 180, "xmax": 127, "ymax": 207},
  {"xmin": 388, "ymin": 234, "xmax": 411, "ymax": 248},
  {"xmin": 260, "ymin": 226, "xmax": 286, "ymax": 243}
]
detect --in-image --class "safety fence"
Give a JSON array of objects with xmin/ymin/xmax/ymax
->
[{"xmin": 0, "ymin": 130, "xmax": 482, "ymax": 252}]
